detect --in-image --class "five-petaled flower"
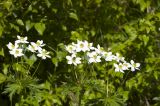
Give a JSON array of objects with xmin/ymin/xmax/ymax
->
[
  {"xmin": 16, "ymin": 36, "xmax": 29, "ymax": 44},
  {"xmin": 66, "ymin": 54, "xmax": 81, "ymax": 65},
  {"xmin": 37, "ymin": 49, "xmax": 51, "ymax": 59},
  {"xmin": 7, "ymin": 42, "xmax": 19, "ymax": 50},
  {"xmin": 87, "ymin": 52, "xmax": 101, "ymax": 63},
  {"xmin": 9, "ymin": 48, "xmax": 24, "ymax": 58},
  {"xmin": 130, "ymin": 60, "xmax": 140, "ymax": 71}
]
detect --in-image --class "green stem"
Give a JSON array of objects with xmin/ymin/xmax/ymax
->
[
  {"xmin": 107, "ymin": 77, "xmax": 109, "ymax": 98},
  {"xmin": 32, "ymin": 59, "xmax": 41, "ymax": 77},
  {"xmin": 104, "ymin": 63, "xmax": 108, "ymax": 106},
  {"xmin": 46, "ymin": 44, "xmax": 56, "ymax": 52}
]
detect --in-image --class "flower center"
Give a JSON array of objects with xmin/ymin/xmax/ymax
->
[
  {"xmin": 69, "ymin": 46, "xmax": 73, "ymax": 51},
  {"xmin": 11, "ymin": 45, "xmax": 15, "ymax": 49},
  {"xmin": 36, "ymin": 42, "xmax": 41, "ymax": 46},
  {"xmin": 80, "ymin": 43, "xmax": 84, "ymax": 48},
  {"xmin": 119, "ymin": 65, "xmax": 123, "ymax": 69},
  {"xmin": 15, "ymin": 50, "xmax": 20, "ymax": 54},
  {"xmin": 93, "ymin": 55, "xmax": 97, "ymax": 59}
]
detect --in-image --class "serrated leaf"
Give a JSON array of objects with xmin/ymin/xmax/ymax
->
[
  {"xmin": 69, "ymin": 13, "xmax": 79, "ymax": 21},
  {"xmin": 34, "ymin": 23, "xmax": 46, "ymax": 35}
]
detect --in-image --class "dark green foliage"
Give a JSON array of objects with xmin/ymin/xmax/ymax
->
[{"xmin": 0, "ymin": 0, "xmax": 160, "ymax": 105}]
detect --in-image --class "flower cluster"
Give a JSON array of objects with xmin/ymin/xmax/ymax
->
[
  {"xmin": 7, "ymin": 36, "xmax": 51, "ymax": 59},
  {"xmin": 65, "ymin": 40, "xmax": 140, "ymax": 73}
]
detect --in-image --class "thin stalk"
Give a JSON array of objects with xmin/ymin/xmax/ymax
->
[
  {"xmin": 104, "ymin": 63, "xmax": 108, "ymax": 106},
  {"xmin": 46, "ymin": 44, "xmax": 56, "ymax": 52},
  {"xmin": 32, "ymin": 59, "xmax": 41, "ymax": 77},
  {"xmin": 121, "ymin": 71, "xmax": 130, "ymax": 86},
  {"xmin": 107, "ymin": 77, "xmax": 109, "ymax": 98}
]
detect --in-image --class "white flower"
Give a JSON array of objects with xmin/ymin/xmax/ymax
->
[
  {"xmin": 113, "ymin": 53, "xmax": 125, "ymax": 62},
  {"xmin": 66, "ymin": 54, "xmax": 81, "ymax": 65},
  {"xmin": 95, "ymin": 44, "xmax": 105, "ymax": 54},
  {"xmin": 7, "ymin": 42, "xmax": 19, "ymax": 50},
  {"xmin": 114, "ymin": 63, "xmax": 124, "ymax": 73},
  {"xmin": 75, "ymin": 40, "xmax": 90, "ymax": 52},
  {"xmin": 9, "ymin": 48, "xmax": 24, "ymax": 58},
  {"xmin": 37, "ymin": 49, "xmax": 51, "ymax": 59},
  {"xmin": 65, "ymin": 44, "xmax": 76, "ymax": 53},
  {"xmin": 84, "ymin": 40, "xmax": 94, "ymax": 51},
  {"xmin": 102, "ymin": 52, "xmax": 114, "ymax": 61},
  {"xmin": 122, "ymin": 62, "xmax": 131, "ymax": 70},
  {"xmin": 130, "ymin": 60, "xmax": 140, "ymax": 71},
  {"xmin": 15, "ymin": 36, "xmax": 29, "ymax": 44},
  {"xmin": 30, "ymin": 42, "xmax": 42, "ymax": 51},
  {"xmin": 27, "ymin": 44, "xmax": 38, "ymax": 53},
  {"xmin": 87, "ymin": 52, "xmax": 101, "ymax": 63},
  {"xmin": 36, "ymin": 40, "xmax": 45, "ymax": 47}
]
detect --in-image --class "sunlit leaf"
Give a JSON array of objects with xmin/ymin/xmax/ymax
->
[
  {"xmin": 0, "ymin": 73, "xmax": 6, "ymax": 84},
  {"xmin": 69, "ymin": 13, "xmax": 79, "ymax": 21},
  {"xmin": 34, "ymin": 23, "xmax": 46, "ymax": 35}
]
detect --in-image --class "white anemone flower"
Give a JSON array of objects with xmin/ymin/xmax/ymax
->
[
  {"xmin": 87, "ymin": 52, "xmax": 101, "ymax": 63},
  {"xmin": 95, "ymin": 44, "xmax": 105, "ymax": 54},
  {"xmin": 130, "ymin": 60, "xmax": 140, "ymax": 71},
  {"xmin": 30, "ymin": 42, "xmax": 42, "ymax": 51},
  {"xmin": 27, "ymin": 44, "xmax": 38, "ymax": 53},
  {"xmin": 16, "ymin": 36, "xmax": 29, "ymax": 44},
  {"xmin": 114, "ymin": 63, "xmax": 124, "ymax": 73},
  {"xmin": 102, "ymin": 52, "xmax": 114, "ymax": 61},
  {"xmin": 84, "ymin": 40, "xmax": 94, "ymax": 51},
  {"xmin": 122, "ymin": 62, "xmax": 131, "ymax": 70},
  {"xmin": 37, "ymin": 49, "xmax": 51, "ymax": 59},
  {"xmin": 66, "ymin": 54, "xmax": 81, "ymax": 65},
  {"xmin": 36, "ymin": 40, "xmax": 45, "ymax": 47},
  {"xmin": 7, "ymin": 42, "xmax": 19, "ymax": 50},
  {"xmin": 76, "ymin": 40, "xmax": 90, "ymax": 52},
  {"xmin": 65, "ymin": 44, "xmax": 76, "ymax": 53},
  {"xmin": 113, "ymin": 53, "xmax": 125, "ymax": 62},
  {"xmin": 9, "ymin": 48, "xmax": 24, "ymax": 58}
]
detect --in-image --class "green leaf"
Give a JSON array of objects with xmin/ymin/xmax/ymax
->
[
  {"xmin": 10, "ymin": 23, "xmax": 19, "ymax": 32},
  {"xmin": 16, "ymin": 19, "xmax": 24, "ymax": 26},
  {"xmin": 25, "ymin": 20, "xmax": 34, "ymax": 31},
  {"xmin": 3, "ymin": 0, "xmax": 12, "ymax": 11},
  {"xmin": 34, "ymin": 23, "xmax": 46, "ymax": 35},
  {"xmin": 56, "ymin": 51, "xmax": 67, "ymax": 62},
  {"xmin": 142, "ymin": 35, "xmax": 149, "ymax": 46},
  {"xmin": 71, "ymin": 31, "xmax": 82, "ymax": 41},
  {"xmin": 69, "ymin": 13, "xmax": 79, "ymax": 21},
  {"xmin": 0, "ymin": 12, "xmax": 3, "ymax": 17},
  {"xmin": 12, "ymin": 63, "xmax": 26, "ymax": 73},
  {"xmin": 0, "ymin": 73, "xmax": 6, "ymax": 84},
  {"xmin": 0, "ymin": 48, "xmax": 4, "ymax": 56},
  {"xmin": 45, "ymin": 0, "xmax": 51, "ymax": 7},
  {"xmin": 52, "ymin": 58, "xmax": 58, "ymax": 67},
  {"xmin": 0, "ymin": 25, "xmax": 3, "ymax": 37},
  {"xmin": 4, "ymin": 83, "xmax": 23, "ymax": 101},
  {"xmin": 2, "ymin": 64, "xmax": 9, "ymax": 75},
  {"xmin": 24, "ymin": 54, "xmax": 37, "ymax": 67}
]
